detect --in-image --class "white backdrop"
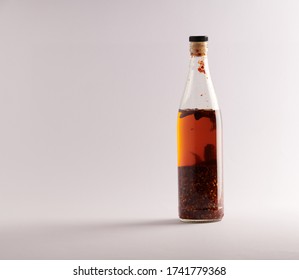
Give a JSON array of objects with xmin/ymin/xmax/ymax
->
[{"xmin": 0, "ymin": 0, "xmax": 299, "ymax": 259}]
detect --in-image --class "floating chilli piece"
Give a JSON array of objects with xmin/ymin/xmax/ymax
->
[
  {"xmin": 190, "ymin": 152, "xmax": 202, "ymax": 164},
  {"xmin": 179, "ymin": 109, "xmax": 195, "ymax": 118},
  {"xmin": 194, "ymin": 111, "xmax": 202, "ymax": 120}
]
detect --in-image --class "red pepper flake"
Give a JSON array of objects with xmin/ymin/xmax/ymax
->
[{"xmin": 198, "ymin": 60, "xmax": 206, "ymax": 74}]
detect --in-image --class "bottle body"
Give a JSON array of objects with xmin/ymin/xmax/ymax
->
[{"xmin": 177, "ymin": 37, "xmax": 223, "ymax": 222}]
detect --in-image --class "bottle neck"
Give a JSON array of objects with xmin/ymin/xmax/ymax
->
[
  {"xmin": 179, "ymin": 41, "xmax": 218, "ymax": 110},
  {"xmin": 189, "ymin": 41, "xmax": 210, "ymax": 78}
]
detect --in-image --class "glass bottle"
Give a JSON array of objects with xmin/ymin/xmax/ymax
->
[{"xmin": 177, "ymin": 36, "xmax": 223, "ymax": 222}]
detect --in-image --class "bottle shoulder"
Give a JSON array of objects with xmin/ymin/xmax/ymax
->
[{"xmin": 179, "ymin": 75, "xmax": 219, "ymax": 110}]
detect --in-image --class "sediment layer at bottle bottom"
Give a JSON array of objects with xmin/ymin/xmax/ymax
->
[{"xmin": 178, "ymin": 164, "xmax": 223, "ymax": 221}]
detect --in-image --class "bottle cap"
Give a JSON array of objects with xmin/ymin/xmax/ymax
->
[{"xmin": 189, "ymin": 36, "xmax": 208, "ymax": 42}]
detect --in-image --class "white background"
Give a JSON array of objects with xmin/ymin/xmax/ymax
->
[{"xmin": 0, "ymin": 0, "xmax": 299, "ymax": 259}]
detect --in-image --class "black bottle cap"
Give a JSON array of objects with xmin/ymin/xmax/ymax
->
[{"xmin": 189, "ymin": 36, "xmax": 208, "ymax": 42}]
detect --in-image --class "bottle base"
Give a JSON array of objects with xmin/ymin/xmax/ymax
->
[{"xmin": 180, "ymin": 218, "xmax": 222, "ymax": 223}]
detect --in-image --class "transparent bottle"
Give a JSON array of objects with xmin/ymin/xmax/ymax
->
[{"xmin": 177, "ymin": 36, "xmax": 223, "ymax": 222}]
